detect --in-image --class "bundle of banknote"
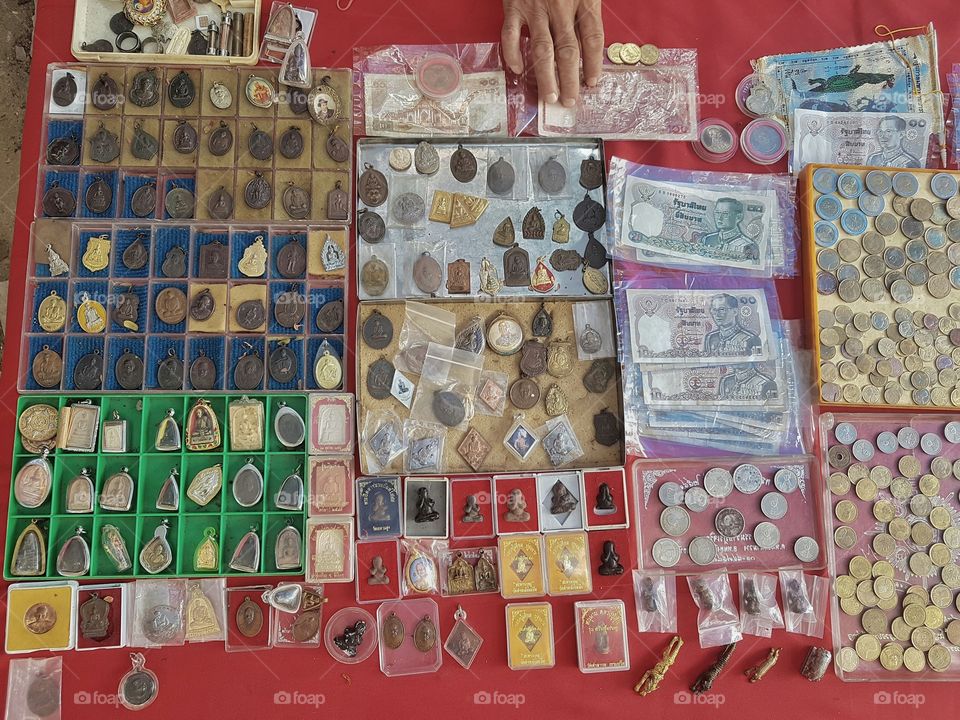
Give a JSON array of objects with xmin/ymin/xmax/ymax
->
[
  {"xmin": 620, "ymin": 287, "xmax": 802, "ymax": 456},
  {"xmin": 790, "ymin": 109, "xmax": 932, "ymax": 173},
  {"xmin": 608, "ymin": 158, "xmax": 796, "ymax": 277}
]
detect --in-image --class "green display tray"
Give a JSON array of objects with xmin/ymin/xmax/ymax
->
[{"xmin": 7, "ymin": 393, "xmax": 309, "ymax": 580}]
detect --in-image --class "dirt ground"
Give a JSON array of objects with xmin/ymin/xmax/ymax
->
[{"xmin": 0, "ymin": 0, "xmax": 34, "ymax": 353}]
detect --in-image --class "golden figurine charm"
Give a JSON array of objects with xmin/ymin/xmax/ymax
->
[
  {"xmin": 745, "ymin": 647, "xmax": 781, "ymax": 683},
  {"xmin": 634, "ymin": 635, "xmax": 683, "ymax": 696}
]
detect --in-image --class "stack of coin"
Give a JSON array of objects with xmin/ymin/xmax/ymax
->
[
  {"xmin": 809, "ymin": 167, "xmax": 960, "ymax": 407},
  {"xmin": 606, "ymin": 42, "xmax": 659, "ymax": 66},
  {"xmin": 827, "ymin": 416, "xmax": 960, "ymax": 676}
]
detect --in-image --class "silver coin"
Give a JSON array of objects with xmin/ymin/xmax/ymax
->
[
  {"xmin": 931, "ymin": 172, "xmax": 958, "ymax": 200},
  {"xmin": 920, "ymin": 432, "xmax": 943, "ymax": 455},
  {"xmin": 651, "ymin": 538, "xmax": 681, "ymax": 568},
  {"xmin": 684, "ymin": 486, "xmax": 711, "ymax": 513},
  {"xmin": 834, "ymin": 421, "xmax": 858, "ymax": 444},
  {"xmin": 892, "ymin": 171, "xmax": 919, "ymax": 197},
  {"xmin": 688, "ymin": 536, "xmax": 718, "ymax": 566},
  {"xmin": 944, "ymin": 421, "xmax": 960, "ymax": 444},
  {"xmin": 876, "ymin": 431, "xmax": 899, "ymax": 453},
  {"xmin": 703, "ymin": 467, "xmax": 733, "ymax": 498},
  {"xmin": 388, "ymin": 147, "xmax": 412, "ymax": 171},
  {"xmin": 659, "ymin": 505, "xmax": 690, "ymax": 536},
  {"xmin": 865, "ymin": 170, "xmax": 892, "ymax": 196},
  {"xmin": 760, "ymin": 491, "xmax": 788, "ymax": 520},
  {"xmin": 753, "ymin": 521, "xmax": 780, "ymax": 549},
  {"xmin": 657, "ymin": 481, "xmax": 684, "ymax": 507},
  {"xmin": 794, "ymin": 536, "xmax": 820, "ymax": 563},
  {"xmin": 732, "ymin": 464, "xmax": 763, "ymax": 494},
  {"xmin": 851, "ymin": 438, "xmax": 875, "ymax": 462},
  {"xmin": 773, "ymin": 467, "xmax": 799, "ymax": 494},
  {"xmin": 392, "ymin": 192, "xmax": 425, "ymax": 225},
  {"xmin": 714, "ymin": 507, "xmax": 745, "ymax": 538},
  {"xmin": 413, "ymin": 141, "xmax": 439, "ymax": 175}
]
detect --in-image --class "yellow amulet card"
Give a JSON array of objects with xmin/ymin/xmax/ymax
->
[
  {"xmin": 544, "ymin": 530, "xmax": 592, "ymax": 596},
  {"xmin": 505, "ymin": 602, "xmax": 555, "ymax": 670},
  {"xmin": 498, "ymin": 534, "xmax": 544, "ymax": 599}
]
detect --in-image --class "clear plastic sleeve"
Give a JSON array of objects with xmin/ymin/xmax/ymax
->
[
  {"xmin": 512, "ymin": 43, "xmax": 699, "ymax": 141},
  {"xmin": 537, "ymin": 414, "xmax": 584, "ymax": 468},
  {"xmin": 410, "ymin": 342, "xmax": 484, "ymax": 430},
  {"xmin": 686, "ymin": 571, "xmax": 742, "ymax": 648},
  {"xmin": 474, "ymin": 370, "xmax": 509, "ymax": 417},
  {"xmin": 362, "ymin": 409, "xmax": 405, "ymax": 473},
  {"xmin": 632, "ymin": 570, "xmax": 677, "ymax": 633},
  {"xmin": 6, "ymin": 656, "xmax": 62, "ymax": 720},
  {"xmin": 738, "ymin": 572, "xmax": 784, "ymax": 638},
  {"xmin": 780, "ymin": 570, "xmax": 828, "ymax": 638},
  {"xmin": 607, "ymin": 156, "xmax": 799, "ymax": 278},
  {"xmin": 130, "ymin": 578, "xmax": 186, "ymax": 648},
  {"xmin": 395, "ymin": 301, "xmax": 456, "ymax": 376},
  {"xmin": 402, "ymin": 418, "xmax": 446, "ymax": 474},
  {"xmin": 613, "ymin": 266, "xmax": 815, "ymax": 459},
  {"xmin": 352, "ymin": 44, "xmax": 515, "ymax": 137},
  {"xmin": 573, "ymin": 300, "xmax": 616, "ymax": 361}
]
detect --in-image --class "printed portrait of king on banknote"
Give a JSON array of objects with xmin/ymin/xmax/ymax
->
[
  {"xmin": 792, "ymin": 109, "xmax": 932, "ymax": 172},
  {"xmin": 626, "ymin": 288, "xmax": 777, "ymax": 366},
  {"xmin": 642, "ymin": 358, "xmax": 786, "ymax": 409},
  {"xmin": 619, "ymin": 178, "xmax": 773, "ymax": 272}
]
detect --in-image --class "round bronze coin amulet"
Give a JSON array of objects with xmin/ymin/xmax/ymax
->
[
  {"xmin": 361, "ymin": 310, "xmax": 393, "ymax": 349},
  {"xmin": 236, "ymin": 299, "xmax": 266, "ymax": 330},
  {"xmin": 573, "ymin": 193, "xmax": 606, "ymax": 233}
]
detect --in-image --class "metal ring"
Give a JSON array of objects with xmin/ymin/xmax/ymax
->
[
  {"xmin": 140, "ymin": 36, "xmax": 163, "ymax": 54},
  {"xmin": 116, "ymin": 31, "xmax": 142, "ymax": 53}
]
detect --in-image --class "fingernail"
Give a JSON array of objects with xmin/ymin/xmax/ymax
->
[
  {"xmin": 510, "ymin": 65, "xmax": 522, "ymax": 75},
  {"xmin": 562, "ymin": 97, "xmax": 576, "ymax": 107},
  {"xmin": 545, "ymin": 92, "xmax": 558, "ymax": 104},
  {"xmin": 586, "ymin": 76, "xmax": 599, "ymax": 87}
]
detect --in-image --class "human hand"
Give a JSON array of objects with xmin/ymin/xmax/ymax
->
[{"xmin": 501, "ymin": 0, "xmax": 604, "ymax": 106}]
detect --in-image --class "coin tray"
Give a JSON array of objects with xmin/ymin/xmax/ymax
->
[
  {"xmin": 376, "ymin": 597, "xmax": 443, "ymax": 676},
  {"xmin": 356, "ymin": 299, "xmax": 625, "ymax": 475},
  {"xmin": 355, "ymin": 539, "xmax": 402, "ymax": 604},
  {"xmin": 224, "ymin": 584, "xmax": 273, "ymax": 651},
  {"xmin": 355, "ymin": 137, "xmax": 610, "ymax": 299},
  {"xmin": 631, "ymin": 455, "xmax": 828, "ymax": 575},
  {"xmin": 5, "ymin": 581, "xmax": 78, "ymax": 653},
  {"xmin": 5, "ymin": 393, "xmax": 327, "ymax": 580},
  {"xmin": 75, "ymin": 582, "xmax": 127, "ymax": 650},
  {"xmin": 38, "ymin": 64, "xmax": 351, "ymax": 223},
  {"xmin": 71, "ymin": 1, "xmax": 262, "ymax": 65},
  {"xmin": 821, "ymin": 412, "xmax": 960, "ymax": 681},
  {"xmin": 801, "ymin": 163, "xmax": 960, "ymax": 409},
  {"xmin": 21, "ymin": 221, "xmax": 348, "ymax": 394}
]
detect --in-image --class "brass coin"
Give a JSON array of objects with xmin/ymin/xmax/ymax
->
[
  {"xmin": 18, "ymin": 404, "xmax": 59, "ymax": 442},
  {"xmin": 24, "ymin": 602, "xmax": 57, "ymax": 634},
  {"xmin": 509, "ymin": 377, "xmax": 540, "ymax": 409},
  {"xmin": 155, "ymin": 287, "xmax": 187, "ymax": 325},
  {"xmin": 32, "ymin": 346, "xmax": 63, "ymax": 389}
]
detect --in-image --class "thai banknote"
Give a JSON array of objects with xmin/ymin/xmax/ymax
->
[
  {"xmin": 791, "ymin": 109, "xmax": 932, "ymax": 172},
  {"xmin": 625, "ymin": 288, "xmax": 777, "ymax": 366},
  {"xmin": 642, "ymin": 360, "xmax": 786, "ymax": 408},
  {"xmin": 363, "ymin": 71, "xmax": 508, "ymax": 137},
  {"xmin": 750, "ymin": 24, "xmax": 943, "ymax": 142},
  {"xmin": 619, "ymin": 178, "xmax": 773, "ymax": 271},
  {"xmin": 539, "ymin": 49, "xmax": 698, "ymax": 140}
]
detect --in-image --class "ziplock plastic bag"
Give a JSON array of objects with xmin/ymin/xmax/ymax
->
[
  {"xmin": 353, "ymin": 43, "xmax": 516, "ymax": 137},
  {"xmin": 687, "ymin": 571, "xmax": 742, "ymax": 648},
  {"xmin": 396, "ymin": 301, "xmax": 456, "ymax": 376},
  {"xmin": 780, "ymin": 570, "xmax": 827, "ymax": 638},
  {"xmin": 613, "ymin": 265, "xmax": 814, "ymax": 459},
  {"xmin": 362, "ymin": 409, "xmax": 405, "ymax": 473},
  {"xmin": 6, "ymin": 657, "xmax": 62, "ymax": 720},
  {"xmin": 410, "ymin": 343, "xmax": 484, "ymax": 431},
  {"xmin": 607, "ymin": 157, "xmax": 798, "ymax": 278},
  {"xmin": 402, "ymin": 418, "xmax": 446, "ymax": 475},
  {"xmin": 632, "ymin": 570, "xmax": 677, "ymax": 633},
  {"xmin": 738, "ymin": 572, "xmax": 784, "ymax": 638}
]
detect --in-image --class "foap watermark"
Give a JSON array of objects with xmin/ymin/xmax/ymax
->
[
  {"xmin": 874, "ymin": 690, "xmax": 925, "ymax": 708},
  {"xmin": 74, "ymin": 691, "xmax": 120, "ymax": 708},
  {"xmin": 273, "ymin": 690, "xmax": 326, "ymax": 707},
  {"xmin": 473, "ymin": 690, "xmax": 525, "ymax": 708},
  {"xmin": 674, "ymin": 690, "xmax": 725, "ymax": 707},
  {"xmin": 697, "ymin": 92, "xmax": 728, "ymax": 110}
]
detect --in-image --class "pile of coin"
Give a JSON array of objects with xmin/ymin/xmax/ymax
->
[
  {"xmin": 828, "ymin": 418, "xmax": 960, "ymax": 675},
  {"xmin": 605, "ymin": 42, "xmax": 659, "ymax": 67},
  {"xmin": 811, "ymin": 167, "xmax": 960, "ymax": 407},
  {"xmin": 649, "ymin": 463, "xmax": 819, "ymax": 568}
]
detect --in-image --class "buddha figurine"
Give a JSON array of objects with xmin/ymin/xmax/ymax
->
[
  {"xmin": 505, "ymin": 488, "xmax": 530, "ymax": 522},
  {"xmin": 368, "ymin": 555, "xmax": 389, "ymax": 585},
  {"xmin": 598, "ymin": 540, "xmax": 624, "ymax": 576},
  {"xmin": 414, "ymin": 486, "xmax": 440, "ymax": 523},
  {"xmin": 595, "ymin": 482, "xmax": 616, "ymax": 513},
  {"xmin": 462, "ymin": 494, "xmax": 483, "ymax": 523}
]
